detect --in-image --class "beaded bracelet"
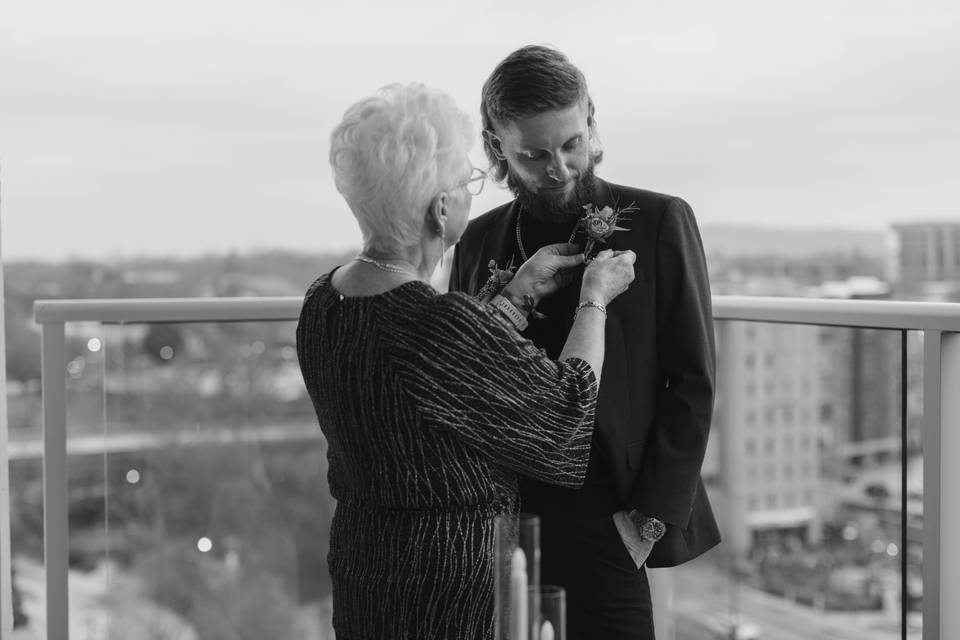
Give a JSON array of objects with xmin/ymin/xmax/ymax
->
[{"xmin": 575, "ymin": 300, "xmax": 607, "ymax": 318}]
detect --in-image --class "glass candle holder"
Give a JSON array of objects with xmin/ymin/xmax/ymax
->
[
  {"xmin": 494, "ymin": 513, "xmax": 541, "ymax": 640},
  {"xmin": 538, "ymin": 585, "xmax": 566, "ymax": 640}
]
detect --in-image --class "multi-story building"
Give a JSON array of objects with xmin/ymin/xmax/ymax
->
[
  {"xmin": 818, "ymin": 277, "xmax": 901, "ymax": 449},
  {"xmin": 707, "ymin": 274, "xmax": 913, "ymax": 560},
  {"xmin": 892, "ymin": 221, "xmax": 960, "ymax": 298},
  {"xmin": 708, "ymin": 281, "xmax": 825, "ymax": 557}
]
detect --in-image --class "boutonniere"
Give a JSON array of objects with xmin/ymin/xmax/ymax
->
[
  {"xmin": 476, "ymin": 258, "xmax": 516, "ymax": 302},
  {"xmin": 577, "ymin": 202, "xmax": 635, "ymax": 262}
]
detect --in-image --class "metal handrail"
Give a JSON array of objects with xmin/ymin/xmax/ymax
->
[{"xmin": 33, "ymin": 294, "xmax": 960, "ymax": 332}]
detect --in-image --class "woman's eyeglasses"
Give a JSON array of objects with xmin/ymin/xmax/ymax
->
[{"xmin": 459, "ymin": 167, "xmax": 487, "ymax": 196}]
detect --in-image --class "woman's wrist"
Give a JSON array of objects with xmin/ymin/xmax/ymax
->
[
  {"xmin": 489, "ymin": 294, "xmax": 529, "ymax": 331},
  {"xmin": 575, "ymin": 299, "xmax": 607, "ymax": 319},
  {"xmin": 501, "ymin": 284, "xmax": 536, "ymax": 315},
  {"xmin": 579, "ymin": 287, "xmax": 607, "ymax": 307}
]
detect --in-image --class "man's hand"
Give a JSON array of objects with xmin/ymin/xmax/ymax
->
[
  {"xmin": 502, "ymin": 243, "xmax": 584, "ymax": 309},
  {"xmin": 612, "ymin": 510, "xmax": 654, "ymax": 569}
]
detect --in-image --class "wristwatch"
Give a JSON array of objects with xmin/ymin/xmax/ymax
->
[{"xmin": 627, "ymin": 510, "xmax": 666, "ymax": 543}]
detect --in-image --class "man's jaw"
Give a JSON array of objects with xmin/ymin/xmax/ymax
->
[
  {"xmin": 541, "ymin": 181, "xmax": 574, "ymax": 195},
  {"xmin": 509, "ymin": 167, "xmax": 595, "ymax": 223}
]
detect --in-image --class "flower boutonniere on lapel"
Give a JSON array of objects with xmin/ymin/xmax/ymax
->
[{"xmin": 577, "ymin": 202, "xmax": 635, "ymax": 262}]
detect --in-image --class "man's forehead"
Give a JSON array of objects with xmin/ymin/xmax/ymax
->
[{"xmin": 496, "ymin": 102, "xmax": 589, "ymax": 147}]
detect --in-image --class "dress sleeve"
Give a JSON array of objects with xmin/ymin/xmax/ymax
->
[{"xmin": 392, "ymin": 293, "xmax": 598, "ymax": 488}]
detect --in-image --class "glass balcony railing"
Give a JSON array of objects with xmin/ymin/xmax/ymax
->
[
  {"xmin": 5, "ymin": 295, "xmax": 960, "ymax": 639},
  {"xmin": 671, "ymin": 322, "xmax": 922, "ymax": 640}
]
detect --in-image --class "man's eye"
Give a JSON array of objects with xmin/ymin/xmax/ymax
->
[{"xmin": 563, "ymin": 137, "xmax": 582, "ymax": 151}]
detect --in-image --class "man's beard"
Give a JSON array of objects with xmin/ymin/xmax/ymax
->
[{"xmin": 507, "ymin": 164, "xmax": 596, "ymax": 223}]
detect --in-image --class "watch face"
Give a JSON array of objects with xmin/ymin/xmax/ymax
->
[{"xmin": 642, "ymin": 519, "xmax": 666, "ymax": 542}]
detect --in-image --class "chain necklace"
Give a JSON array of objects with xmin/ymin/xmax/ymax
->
[
  {"xmin": 515, "ymin": 207, "xmax": 581, "ymax": 262},
  {"xmin": 354, "ymin": 255, "xmax": 419, "ymax": 278}
]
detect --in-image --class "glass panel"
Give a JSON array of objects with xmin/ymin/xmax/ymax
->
[
  {"xmin": 13, "ymin": 319, "xmax": 334, "ymax": 639},
  {"xmin": 97, "ymin": 320, "xmax": 333, "ymax": 639},
  {"xmin": 8, "ymin": 312, "xmax": 931, "ymax": 639},
  {"xmin": 671, "ymin": 321, "xmax": 914, "ymax": 640}
]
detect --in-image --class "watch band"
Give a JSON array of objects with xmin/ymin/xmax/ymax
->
[{"xmin": 489, "ymin": 294, "xmax": 528, "ymax": 332}]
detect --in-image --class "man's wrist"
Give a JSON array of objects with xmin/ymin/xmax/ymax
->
[{"xmin": 626, "ymin": 509, "xmax": 666, "ymax": 543}]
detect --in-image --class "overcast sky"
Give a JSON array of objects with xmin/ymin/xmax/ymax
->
[{"xmin": 1, "ymin": 0, "xmax": 958, "ymax": 260}]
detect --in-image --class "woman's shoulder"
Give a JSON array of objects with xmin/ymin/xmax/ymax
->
[
  {"xmin": 301, "ymin": 271, "xmax": 336, "ymax": 309},
  {"xmin": 298, "ymin": 275, "xmax": 496, "ymax": 334},
  {"xmin": 394, "ymin": 290, "xmax": 505, "ymax": 345},
  {"xmin": 423, "ymin": 290, "xmax": 492, "ymax": 322}
]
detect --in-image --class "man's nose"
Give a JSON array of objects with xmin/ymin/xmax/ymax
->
[{"xmin": 547, "ymin": 159, "xmax": 571, "ymax": 182}]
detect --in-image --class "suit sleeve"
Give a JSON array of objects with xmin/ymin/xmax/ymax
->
[{"xmin": 628, "ymin": 198, "xmax": 716, "ymax": 527}]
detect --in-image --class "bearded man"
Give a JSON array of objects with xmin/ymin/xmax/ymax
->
[{"xmin": 450, "ymin": 45, "xmax": 721, "ymax": 639}]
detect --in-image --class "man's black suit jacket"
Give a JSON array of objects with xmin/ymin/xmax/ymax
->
[{"xmin": 450, "ymin": 178, "xmax": 721, "ymax": 567}]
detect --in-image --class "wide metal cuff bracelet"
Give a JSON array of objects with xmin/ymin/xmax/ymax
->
[{"xmin": 489, "ymin": 294, "xmax": 528, "ymax": 332}]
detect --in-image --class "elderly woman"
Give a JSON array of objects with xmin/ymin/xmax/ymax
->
[{"xmin": 296, "ymin": 83, "xmax": 635, "ymax": 639}]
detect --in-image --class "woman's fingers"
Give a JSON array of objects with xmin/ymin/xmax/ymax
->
[
  {"xmin": 551, "ymin": 242, "xmax": 580, "ymax": 256},
  {"xmin": 551, "ymin": 253, "xmax": 585, "ymax": 269}
]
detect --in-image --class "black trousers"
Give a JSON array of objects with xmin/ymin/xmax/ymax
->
[{"xmin": 539, "ymin": 515, "xmax": 655, "ymax": 640}]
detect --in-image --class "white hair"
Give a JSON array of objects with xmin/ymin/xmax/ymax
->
[{"xmin": 329, "ymin": 83, "xmax": 474, "ymax": 253}]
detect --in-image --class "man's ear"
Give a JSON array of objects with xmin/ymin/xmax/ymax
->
[
  {"xmin": 482, "ymin": 129, "xmax": 506, "ymax": 161},
  {"xmin": 427, "ymin": 192, "xmax": 448, "ymax": 235}
]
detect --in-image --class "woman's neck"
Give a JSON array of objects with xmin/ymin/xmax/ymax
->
[{"xmin": 362, "ymin": 237, "xmax": 443, "ymax": 282}]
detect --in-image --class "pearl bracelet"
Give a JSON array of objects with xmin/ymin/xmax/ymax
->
[{"xmin": 575, "ymin": 300, "xmax": 607, "ymax": 318}]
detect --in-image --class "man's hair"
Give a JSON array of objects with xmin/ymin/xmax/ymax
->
[
  {"xmin": 329, "ymin": 83, "xmax": 473, "ymax": 254},
  {"xmin": 481, "ymin": 45, "xmax": 602, "ymax": 181}
]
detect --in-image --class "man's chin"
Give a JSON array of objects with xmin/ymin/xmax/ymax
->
[
  {"xmin": 536, "ymin": 184, "xmax": 574, "ymax": 205},
  {"xmin": 540, "ymin": 182, "xmax": 575, "ymax": 200},
  {"xmin": 508, "ymin": 167, "xmax": 595, "ymax": 221}
]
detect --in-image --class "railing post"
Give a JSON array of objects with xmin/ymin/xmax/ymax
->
[
  {"xmin": 41, "ymin": 322, "xmax": 69, "ymax": 639},
  {"xmin": 936, "ymin": 332, "xmax": 960, "ymax": 639},
  {"xmin": 922, "ymin": 329, "xmax": 960, "ymax": 640}
]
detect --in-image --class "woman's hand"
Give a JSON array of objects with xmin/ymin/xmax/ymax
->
[
  {"xmin": 501, "ymin": 243, "xmax": 584, "ymax": 310},
  {"xmin": 580, "ymin": 249, "xmax": 636, "ymax": 305}
]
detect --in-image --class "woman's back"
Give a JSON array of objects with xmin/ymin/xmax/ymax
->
[
  {"xmin": 296, "ymin": 271, "xmax": 597, "ymax": 639},
  {"xmin": 298, "ymin": 273, "xmax": 518, "ymax": 512}
]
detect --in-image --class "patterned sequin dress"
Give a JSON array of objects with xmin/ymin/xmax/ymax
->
[{"xmin": 296, "ymin": 272, "xmax": 598, "ymax": 640}]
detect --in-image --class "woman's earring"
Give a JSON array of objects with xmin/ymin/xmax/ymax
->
[{"xmin": 439, "ymin": 221, "xmax": 446, "ymax": 268}]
